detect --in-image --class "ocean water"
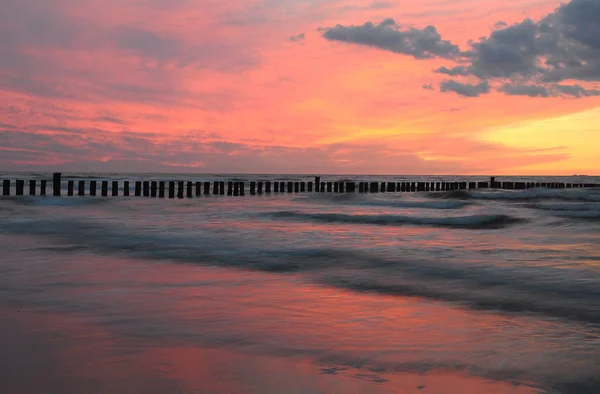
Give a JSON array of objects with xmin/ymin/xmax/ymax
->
[{"xmin": 1, "ymin": 173, "xmax": 600, "ymax": 394}]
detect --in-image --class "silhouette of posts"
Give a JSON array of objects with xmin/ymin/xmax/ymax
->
[
  {"xmin": 314, "ymin": 177, "xmax": 320, "ymax": 192},
  {"xmin": 40, "ymin": 180, "xmax": 46, "ymax": 196},
  {"xmin": 52, "ymin": 173, "xmax": 61, "ymax": 197},
  {"xmin": 112, "ymin": 181, "xmax": 119, "ymax": 196},
  {"xmin": 151, "ymin": 181, "xmax": 158, "ymax": 197},
  {"xmin": 16, "ymin": 180, "xmax": 24, "ymax": 196},
  {"xmin": 78, "ymin": 180, "xmax": 85, "ymax": 196},
  {"xmin": 213, "ymin": 181, "xmax": 219, "ymax": 195},
  {"xmin": 2, "ymin": 180, "xmax": 9, "ymax": 196},
  {"xmin": 90, "ymin": 181, "xmax": 97, "ymax": 196},
  {"xmin": 124, "ymin": 181, "xmax": 130, "ymax": 197},
  {"xmin": 203, "ymin": 182, "xmax": 210, "ymax": 195},
  {"xmin": 265, "ymin": 181, "xmax": 272, "ymax": 193},
  {"xmin": 287, "ymin": 182, "xmax": 294, "ymax": 193},
  {"xmin": 158, "ymin": 181, "xmax": 164, "ymax": 198},
  {"xmin": 195, "ymin": 182, "xmax": 202, "ymax": 196},
  {"xmin": 258, "ymin": 181, "xmax": 264, "ymax": 194},
  {"xmin": 135, "ymin": 181, "xmax": 142, "ymax": 197},
  {"xmin": 101, "ymin": 181, "xmax": 108, "ymax": 196},
  {"xmin": 143, "ymin": 181, "xmax": 150, "ymax": 197},
  {"xmin": 177, "ymin": 181, "xmax": 184, "ymax": 199},
  {"xmin": 67, "ymin": 180, "xmax": 74, "ymax": 196},
  {"xmin": 186, "ymin": 181, "xmax": 193, "ymax": 198},
  {"xmin": 307, "ymin": 182, "xmax": 313, "ymax": 192},
  {"xmin": 250, "ymin": 181, "xmax": 256, "ymax": 195},
  {"xmin": 29, "ymin": 180, "xmax": 36, "ymax": 195},
  {"xmin": 168, "ymin": 181, "xmax": 175, "ymax": 198}
]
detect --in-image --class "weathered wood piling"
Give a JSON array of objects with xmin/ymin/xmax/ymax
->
[{"xmin": 1, "ymin": 173, "xmax": 599, "ymax": 199}]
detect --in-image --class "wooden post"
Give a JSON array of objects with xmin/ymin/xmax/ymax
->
[
  {"xmin": 240, "ymin": 182, "xmax": 245, "ymax": 196},
  {"xmin": 219, "ymin": 182, "xmax": 225, "ymax": 195},
  {"xmin": 347, "ymin": 182, "xmax": 356, "ymax": 192},
  {"xmin": 327, "ymin": 182, "xmax": 333, "ymax": 193},
  {"xmin": 213, "ymin": 181, "xmax": 219, "ymax": 195},
  {"xmin": 435, "ymin": 182, "xmax": 441, "ymax": 191},
  {"xmin": 124, "ymin": 181, "xmax": 131, "ymax": 197},
  {"xmin": 203, "ymin": 181, "xmax": 210, "ymax": 195},
  {"xmin": 227, "ymin": 181, "xmax": 234, "ymax": 195},
  {"xmin": 52, "ymin": 172, "xmax": 61, "ymax": 197},
  {"xmin": 2, "ymin": 180, "xmax": 9, "ymax": 196},
  {"xmin": 287, "ymin": 181, "xmax": 293, "ymax": 193},
  {"xmin": 515, "ymin": 182, "xmax": 526, "ymax": 190},
  {"xmin": 293, "ymin": 181, "xmax": 299, "ymax": 193},
  {"xmin": 233, "ymin": 182, "xmax": 239, "ymax": 196},
  {"xmin": 143, "ymin": 181, "xmax": 150, "ymax": 197},
  {"xmin": 112, "ymin": 181, "xmax": 119, "ymax": 197},
  {"xmin": 334, "ymin": 182, "xmax": 339, "ymax": 193},
  {"xmin": 320, "ymin": 182, "xmax": 325, "ymax": 192},
  {"xmin": 425, "ymin": 183, "xmax": 430, "ymax": 192},
  {"xmin": 16, "ymin": 180, "xmax": 24, "ymax": 195},
  {"xmin": 258, "ymin": 181, "xmax": 264, "ymax": 194},
  {"xmin": 314, "ymin": 177, "xmax": 320, "ymax": 192},
  {"xmin": 40, "ymin": 180, "xmax": 46, "ymax": 196},
  {"xmin": 186, "ymin": 181, "xmax": 193, "ymax": 198},
  {"xmin": 78, "ymin": 180, "xmax": 85, "ymax": 196},
  {"xmin": 250, "ymin": 181, "xmax": 257, "ymax": 195},
  {"xmin": 477, "ymin": 181, "xmax": 488, "ymax": 188},
  {"xmin": 151, "ymin": 181, "xmax": 157, "ymax": 197},
  {"xmin": 90, "ymin": 181, "xmax": 97, "ymax": 196},
  {"xmin": 279, "ymin": 182, "xmax": 285, "ymax": 193},
  {"xmin": 29, "ymin": 180, "xmax": 36, "ymax": 195},
  {"xmin": 101, "ymin": 181, "xmax": 108, "ymax": 196},
  {"xmin": 195, "ymin": 182, "xmax": 201, "ymax": 196},
  {"xmin": 468, "ymin": 182, "xmax": 476, "ymax": 189},
  {"xmin": 67, "ymin": 180, "xmax": 74, "ymax": 196},
  {"xmin": 177, "ymin": 181, "xmax": 184, "ymax": 199},
  {"xmin": 274, "ymin": 181, "xmax": 280, "ymax": 193},
  {"xmin": 358, "ymin": 182, "xmax": 364, "ymax": 193},
  {"xmin": 168, "ymin": 181, "xmax": 175, "ymax": 198},
  {"xmin": 265, "ymin": 181, "xmax": 272, "ymax": 193},
  {"xmin": 339, "ymin": 182, "xmax": 345, "ymax": 193},
  {"xmin": 307, "ymin": 182, "xmax": 313, "ymax": 192},
  {"xmin": 135, "ymin": 181, "xmax": 142, "ymax": 197},
  {"xmin": 157, "ymin": 181, "xmax": 164, "ymax": 198},
  {"xmin": 300, "ymin": 182, "xmax": 305, "ymax": 192},
  {"xmin": 410, "ymin": 182, "xmax": 416, "ymax": 192}
]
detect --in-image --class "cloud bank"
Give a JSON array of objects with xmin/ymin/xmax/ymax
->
[{"xmin": 322, "ymin": 0, "xmax": 600, "ymax": 98}]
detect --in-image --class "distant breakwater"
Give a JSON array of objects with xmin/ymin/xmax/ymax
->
[{"xmin": 2, "ymin": 173, "xmax": 599, "ymax": 198}]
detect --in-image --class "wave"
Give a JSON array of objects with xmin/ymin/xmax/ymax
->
[
  {"xmin": 299, "ymin": 194, "xmax": 470, "ymax": 209},
  {"xmin": 430, "ymin": 188, "xmax": 600, "ymax": 202},
  {"xmin": 526, "ymin": 202, "xmax": 600, "ymax": 211},
  {"xmin": 267, "ymin": 211, "xmax": 525, "ymax": 229},
  {"xmin": 4, "ymin": 196, "xmax": 111, "ymax": 207},
  {"xmin": 2, "ymin": 217, "xmax": 600, "ymax": 325}
]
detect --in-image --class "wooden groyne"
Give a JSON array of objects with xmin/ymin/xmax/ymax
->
[{"xmin": 1, "ymin": 173, "xmax": 599, "ymax": 198}]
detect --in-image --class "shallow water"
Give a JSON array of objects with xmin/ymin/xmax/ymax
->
[{"xmin": 1, "ymin": 173, "xmax": 600, "ymax": 393}]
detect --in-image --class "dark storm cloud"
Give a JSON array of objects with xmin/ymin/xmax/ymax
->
[
  {"xmin": 321, "ymin": 19, "xmax": 461, "ymax": 59},
  {"xmin": 440, "ymin": 80, "xmax": 490, "ymax": 97}
]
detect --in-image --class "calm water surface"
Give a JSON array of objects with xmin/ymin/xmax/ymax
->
[{"xmin": 1, "ymin": 173, "xmax": 599, "ymax": 394}]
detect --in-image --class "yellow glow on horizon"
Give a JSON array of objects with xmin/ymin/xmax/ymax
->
[{"xmin": 480, "ymin": 107, "xmax": 600, "ymax": 174}]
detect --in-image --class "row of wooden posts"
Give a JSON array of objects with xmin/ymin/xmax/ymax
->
[{"xmin": 1, "ymin": 173, "xmax": 599, "ymax": 198}]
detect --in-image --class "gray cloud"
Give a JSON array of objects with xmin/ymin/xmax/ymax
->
[
  {"xmin": 435, "ymin": 66, "xmax": 470, "ymax": 76},
  {"xmin": 434, "ymin": 0, "xmax": 600, "ymax": 97},
  {"xmin": 555, "ymin": 84, "xmax": 600, "ymax": 97},
  {"xmin": 289, "ymin": 33, "xmax": 305, "ymax": 42},
  {"xmin": 321, "ymin": 19, "xmax": 461, "ymax": 59},
  {"xmin": 440, "ymin": 80, "xmax": 490, "ymax": 97},
  {"xmin": 498, "ymin": 83, "xmax": 550, "ymax": 97},
  {"xmin": 422, "ymin": 83, "xmax": 433, "ymax": 90}
]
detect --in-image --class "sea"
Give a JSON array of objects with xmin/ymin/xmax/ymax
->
[{"xmin": 1, "ymin": 172, "xmax": 600, "ymax": 394}]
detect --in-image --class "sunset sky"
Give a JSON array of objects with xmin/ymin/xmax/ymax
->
[{"xmin": 1, "ymin": 0, "xmax": 599, "ymax": 175}]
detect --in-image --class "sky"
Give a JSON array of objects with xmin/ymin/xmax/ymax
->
[{"xmin": 0, "ymin": 0, "xmax": 599, "ymax": 175}]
